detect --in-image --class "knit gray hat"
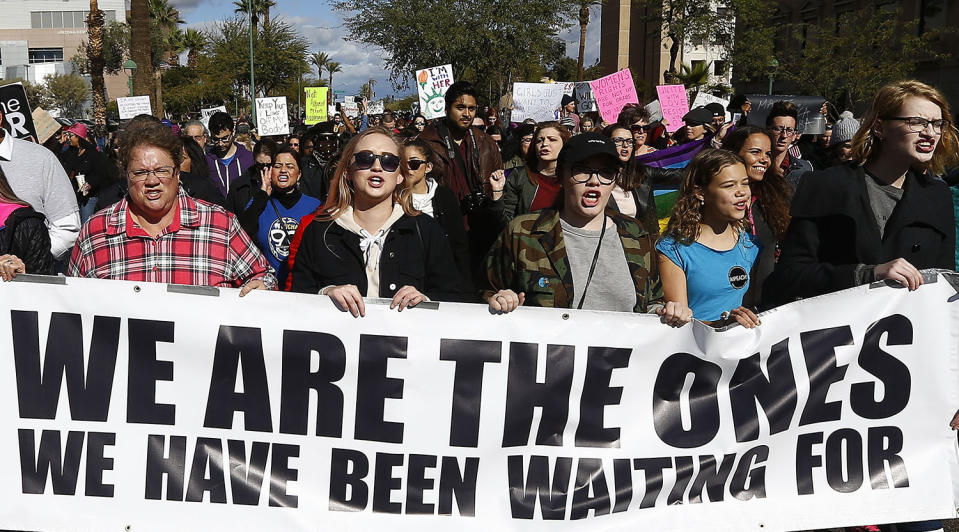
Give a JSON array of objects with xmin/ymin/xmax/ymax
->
[{"xmin": 830, "ymin": 111, "xmax": 860, "ymax": 146}]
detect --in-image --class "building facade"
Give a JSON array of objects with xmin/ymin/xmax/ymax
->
[{"xmin": 0, "ymin": 0, "xmax": 128, "ymax": 114}]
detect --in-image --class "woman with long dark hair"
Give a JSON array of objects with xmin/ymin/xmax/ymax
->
[
  {"xmin": 488, "ymin": 121, "xmax": 571, "ymax": 223},
  {"xmin": 603, "ymin": 124, "xmax": 660, "ymax": 236},
  {"xmin": 0, "ymin": 166, "xmax": 54, "ymax": 279},
  {"xmin": 290, "ymin": 127, "xmax": 463, "ymax": 315},
  {"xmin": 721, "ymin": 125, "xmax": 791, "ymax": 305}
]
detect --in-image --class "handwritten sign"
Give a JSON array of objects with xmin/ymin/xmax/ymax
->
[
  {"xmin": 200, "ymin": 106, "xmax": 227, "ymax": 130},
  {"xmin": 30, "ymin": 107, "xmax": 59, "ymax": 144},
  {"xmin": 304, "ymin": 87, "xmax": 329, "ymax": 125},
  {"xmin": 589, "ymin": 68, "xmax": 640, "ymax": 124},
  {"xmin": 511, "ymin": 82, "xmax": 565, "ymax": 123},
  {"xmin": 367, "ymin": 100, "xmax": 385, "ymax": 115},
  {"xmin": 415, "ymin": 64, "xmax": 454, "ymax": 120},
  {"xmin": 656, "ymin": 84, "xmax": 689, "ymax": 132},
  {"xmin": 560, "ymin": 82, "xmax": 575, "ymax": 97},
  {"xmin": 117, "ymin": 96, "xmax": 152, "ymax": 120},
  {"xmin": 573, "ymin": 81, "xmax": 597, "ymax": 114},
  {"xmin": 646, "ymin": 100, "xmax": 663, "ymax": 123},
  {"xmin": 254, "ymin": 96, "xmax": 290, "ymax": 136},
  {"xmin": 745, "ymin": 95, "xmax": 827, "ymax": 135},
  {"xmin": 341, "ymin": 100, "xmax": 359, "ymax": 118},
  {"xmin": 691, "ymin": 92, "xmax": 730, "ymax": 123}
]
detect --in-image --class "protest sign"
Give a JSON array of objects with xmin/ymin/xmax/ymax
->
[
  {"xmin": 646, "ymin": 100, "xmax": 663, "ymax": 123},
  {"xmin": 560, "ymin": 82, "xmax": 575, "ymax": 96},
  {"xmin": 30, "ymin": 107, "xmax": 59, "ymax": 144},
  {"xmin": 656, "ymin": 85, "xmax": 689, "ymax": 132},
  {"xmin": 746, "ymin": 95, "xmax": 827, "ymax": 134},
  {"xmin": 200, "ymin": 106, "xmax": 228, "ymax": 130},
  {"xmin": 1, "ymin": 273, "xmax": 958, "ymax": 531},
  {"xmin": 304, "ymin": 87, "xmax": 329, "ymax": 125},
  {"xmin": 341, "ymin": 100, "xmax": 360, "ymax": 118},
  {"xmin": 511, "ymin": 82, "xmax": 566, "ymax": 123},
  {"xmin": 590, "ymin": 69, "xmax": 640, "ymax": 124},
  {"xmin": 367, "ymin": 100, "xmax": 385, "ymax": 115},
  {"xmin": 117, "ymin": 96, "xmax": 152, "ymax": 120},
  {"xmin": 416, "ymin": 64, "xmax": 454, "ymax": 120},
  {"xmin": 691, "ymin": 92, "xmax": 730, "ymax": 122},
  {"xmin": 255, "ymin": 96, "xmax": 290, "ymax": 136},
  {"xmin": 573, "ymin": 81, "xmax": 597, "ymax": 114},
  {"xmin": 0, "ymin": 83, "xmax": 38, "ymax": 141}
]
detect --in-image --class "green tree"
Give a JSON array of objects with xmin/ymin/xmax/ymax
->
[
  {"xmin": 181, "ymin": 28, "xmax": 209, "ymax": 70},
  {"xmin": 676, "ymin": 61, "xmax": 710, "ymax": 92},
  {"xmin": 45, "ymin": 73, "xmax": 90, "ymax": 117},
  {"xmin": 233, "ymin": 0, "xmax": 277, "ymax": 33},
  {"xmin": 333, "ymin": 0, "xmax": 579, "ymax": 99},
  {"xmin": 325, "ymin": 61, "xmax": 342, "ymax": 89},
  {"xmin": 309, "ymin": 51, "xmax": 330, "ymax": 78},
  {"xmin": 129, "ymin": 0, "xmax": 153, "ymax": 110},
  {"xmin": 73, "ymin": 20, "xmax": 130, "ymax": 75},
  {"xmin": 574, "ymin": 1, "xmax": 602, "ymax": 81},
  {"xmin": 780, "ymin": 6, "xmax": 952, "ymax": 108}
]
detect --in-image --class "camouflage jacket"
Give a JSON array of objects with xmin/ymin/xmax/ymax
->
[{"xmin": 483, "ymin": 208, "xmax": 664, "ymax": 312}]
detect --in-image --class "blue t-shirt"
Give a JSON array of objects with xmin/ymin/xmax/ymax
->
[
  {"xmin": 656, "ymin": 231, "xmax": 760, "ymax": 321},
  {"xmin": 253, "ymin": 193, "xmax": 322, "ymax": 287}
]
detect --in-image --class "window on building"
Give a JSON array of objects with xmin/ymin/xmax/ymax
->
[
  {"xmin": 29, "ymin": 48, "xmax": 64, "ymax": 64},
  {"xmin": 691, "ymin": 60, "xmax": 707, "ymax": 73},
  {"xmin": 714, "ymin": 61, "xmax": 727, "ymax": 76},
  {"xmin": 30, "ymin": 10, "xmax": 114, "ymax": 28}
]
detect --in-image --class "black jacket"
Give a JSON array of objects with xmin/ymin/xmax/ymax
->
[
  {"xmin": 0, "ymin": 205, "xmax": 53, "ymax": 275},
  {"xmin": 428, "ymin": 185, "xmax": 473, "ymax": 297},
  {"xmin": 763, "ymin": 163, "xmax": 956, "ymax": 307},
  {"xmin": 290, "ymin": 213, "xmax": 464, "ymax": 302},
  {"xmin": 60, "ymin": 145, "xmax": 117, "ymax": 198}
]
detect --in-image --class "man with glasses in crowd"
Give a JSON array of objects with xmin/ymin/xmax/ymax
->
[
  {"xmin": 69, "ymin": 119, "xmax": 274, "ymax": 293},
  {"xmin": 766, "ymin": 100, "xmax": 813, "ymax": 189},
  {"xmin": 182, "ymin": 120, "xmax": 209, "ymax": 149},
  {"xmin": 205, "ymin": 111, "xmax": 254, "ymax": 198}
]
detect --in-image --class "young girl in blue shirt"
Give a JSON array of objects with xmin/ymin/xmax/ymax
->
[{"xmin": 656, "ymin": 149, "xmax": 761, "ymax": 328}]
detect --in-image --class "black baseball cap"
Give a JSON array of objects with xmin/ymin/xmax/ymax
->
[
  {"xmin": 705, "ymin": 102, "xmax": 725, "ymax": 118},
  {"xmin": 557, "ymin": 132, "xmax": 619, "ymax": 168},
  {"xmin": 682, "ymin": 107, "xmax": 714, "ymax": 126}
]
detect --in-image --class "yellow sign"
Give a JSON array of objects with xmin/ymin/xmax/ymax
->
[{"xmin": 304, "ymin": 87, "xmax": 329, "ymax": 125}]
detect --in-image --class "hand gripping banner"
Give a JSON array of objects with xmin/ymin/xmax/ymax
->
[{"xmin": 1, "ymin": 273, "xmax": 959, "ymax": 531}]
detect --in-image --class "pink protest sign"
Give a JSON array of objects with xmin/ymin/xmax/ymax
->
[
  {"xmin": 656, "ymin": 84, "xmax": 689, "ymax": 132},
  {"xmin": 589, "ymin": 68, "xmax": 639, "ymax": 124}
]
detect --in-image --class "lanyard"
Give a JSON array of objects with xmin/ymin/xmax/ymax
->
[
  {"xmin": 213, "ymin": 156, "xmax": 240, "ymax": 193},
  {"xmin": 575, "ymin": 216, "xmax": 607, "ymax": 310},
  {"xmin": 438, "ymin": 122, "xmax": 482, "ymax": 195}
]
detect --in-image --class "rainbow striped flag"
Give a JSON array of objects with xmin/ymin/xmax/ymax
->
[{"xmin": 637, "ymin": 136, "xmax": 712, "ymax": 232}]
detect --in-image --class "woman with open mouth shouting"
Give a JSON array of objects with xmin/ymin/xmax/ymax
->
[
  {"xmin": 290, "ymin": 127, "xmax": 463, "ymax": 317},
  {"xmin": 482, "ymin": 133, "xmax": 663, "ymax": 314},
  {"xmin": 764, "ymin": 80, "xmax": 958, "ymax": 309},
  {"xmin": 656, "ymin": 149, "xmax": 761, "ymax": 329}
]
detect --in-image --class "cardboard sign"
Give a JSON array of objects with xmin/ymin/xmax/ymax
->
[
  {"xmin": 0, "ymin": 83, "xmax": 38, "ymax": 141},
  {"xmin": 304, "ymin": 87, "xmax": 329, "ymax": 125},
  {"xmin": 254, "ymin": 96, "xmax": 290, "ymax": 136},
  {"xmin": 573, "ymin": 81, "xmax": 597, "ymax": 114},
  {"xmin": 590, "ymin": 68, "xmax": 640, "ymax": 124},
  {"xmin": 30, "ymin": 107, "xmax": 59, "ymax": 144},
  {"xmin": 117, "ymin": 96, "xmax": 152, "ymax": 120},
  {"xmin": 655, "ymin": 85, "xmax": 689, "ymax": 132},
  {"xmin": 415, "ymin": 64, "xmax": 454, "ymax": 120},
  {"xmin": 691, "ymin": 92, "xmax": 730, "ymax": 122},
  {"xmin": 511, "ymin": 82, "xmax": 565, "ymax": 123}
]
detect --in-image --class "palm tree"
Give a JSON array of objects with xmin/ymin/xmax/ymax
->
[
  {"xmin": 148, "ymin": 0, "xmax": 183, "ymax": 117},
  {"xmin": 129, "ymin": 0, "xmax": 153, "ymax": 110},
  {"xmin": 676, "ymin": 62, "xmax": 711, "ymax": 93},
  {"xmin": 165, "ymin": 28, "xmax": 184, "ymax": 67},
  {"xmin": 232, "ymin": 0, "xmax": 277, "ymax": 33},
  {"xmin": 309, "ymin": 51, "xmax": 329, "ymax": 78},
  {"xmin": 575, "ymin": 1, "xmax": 602, "ymax": 81},
  {"xmin": 359, "ymin": 82, "xmax": 371, "ymax": 100},
  {"xmin": 368, "ymin": 77, "xmax": 376, "ymax": 98},
  {"xmin": 325, "ymin": 61, "xmax": 342, "ymax": 90},
  {"xmin": 86, "ymin": 0, "xmax": 106, "ymax": 137},
  {"xmin": 181, "ymin": 28, "xmax": 208, "ymax": 70}
]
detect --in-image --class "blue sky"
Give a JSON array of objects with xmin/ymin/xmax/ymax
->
[{"xmin": 169, "ymin": 0, "xmax": 601, "ymax": 99}]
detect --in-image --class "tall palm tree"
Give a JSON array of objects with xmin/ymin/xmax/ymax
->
[
  {"xmin": 232, "ymin": 0, "xmax": 277, "ymax": 33},
  {"xmin": 165, "ymin": 28, "xmax": 185, "ymax": 67},
  {"xmin": 86, "ymin": 0, "xmax": 106, "ymax": 137},
  {"xmin": 309, "ymin": 51, "xmax": 329, "ymax": 78},
  {"xmin": 576, "ymin": 1, "xmax": 602, "ymax": 81},
  {"xmin": 368, "ymin": 77, "xmax": 376, "ymax": 98},
  {"xmin": 325, "ymin": 61, "xmax": 342, "ymax": 90},
  {"xmin": 129, "ymin": 0, "xmax": 153, "ymax": 111},
  {"xmin": 181, "ymin": 28, "xmax": 208, "ymax": 70}
]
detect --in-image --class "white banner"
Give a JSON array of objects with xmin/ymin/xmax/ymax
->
[
  {"xmin": 416, "ymin": 64, "xmax": 454, "ymax": 120},
  {"xmin": 1, "ymin": 275, "xmax": 959, "ymax": 531},
  {"xmin": 511, "ymin": 82, "xmax": 565, "ymax": 123},
  {"xmin": 117, "ymin": 96, "xmax": 152, "ymax": 120},
  {"xmin": 255, "ymin": 96, "xmax": 290, "ymax": 136}
]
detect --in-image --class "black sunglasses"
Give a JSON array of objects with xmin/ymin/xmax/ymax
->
[
  {"xmin": 353, "ymin": 151, "xmax": 401, "ymax": 172},
  {"xmin": 630, "ymin": 124, "xmax": 651, "ymax": 133},
  {"xmin": 407, "ymin": 159, "xmax": 428, "ymax": 171}
]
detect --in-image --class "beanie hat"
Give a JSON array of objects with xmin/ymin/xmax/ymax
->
[
  {"xmin": 830, "ymin": 111, "xmax": 860, "ymax": 147},
  {"xmin": 561, "ymin": 94, "xmax": 576, "ymax": 108}
]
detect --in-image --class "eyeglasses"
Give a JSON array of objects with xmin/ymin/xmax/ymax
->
[
  {"xmin": 129, "ymin": 166, "xmax": 176, "ymax": 182},
  {"xmin": 407, "ymin": 159, "xmax": 428, "ymax": 171},
  {"xmin": 272, "ymin": 162, "xmax": 297, "ymax": 170},
  {"xmin": 570, "ymin": 166, "xmax": 617, "ymax": 185},
  {"xmin": 353, "ymin": 151, "xmax": 401, "ymax": 172},
  {"xmin": 211, "ymin": 133, "xmax": 234, "ymax": 145},
  {"xmin": 611, "ymin": 138, "xmax": 635, "ymax": 147},
  {"xmin": 769, "ymin": 126, "xmax": 796, "ymax": 136},
  {"xmin": 254, "ymin": 161, "xmax": 272, "ymax": 171},
  {"xmin": 884, "ymin": 116, "xmax": 949, "ymax": 134}
]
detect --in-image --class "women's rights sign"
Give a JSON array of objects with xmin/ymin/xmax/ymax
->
[
  {"xmin": 589, "ymin": 69, "xmax": 640, "ymax": 124},
  {"xmin": 656, "ymin": 85, "xmax": 690, "ymax": 132}
]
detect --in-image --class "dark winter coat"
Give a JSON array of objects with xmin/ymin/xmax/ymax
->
[{"xmin": 0, "ymin": 205, "xmax": 53, "ymax": 275}]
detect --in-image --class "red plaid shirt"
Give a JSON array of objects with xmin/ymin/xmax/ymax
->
[{"xmin": 68, "ymin": 192, "xmax": 276, "ymax": 289}]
